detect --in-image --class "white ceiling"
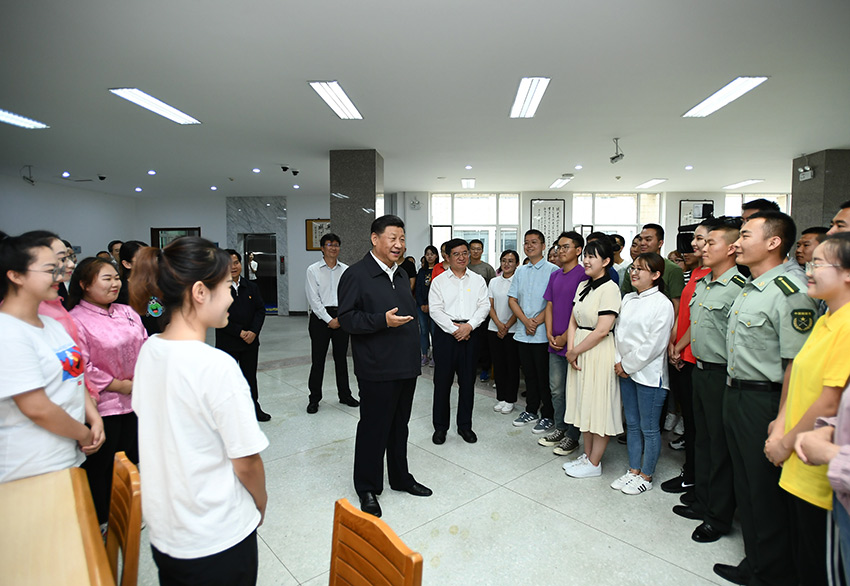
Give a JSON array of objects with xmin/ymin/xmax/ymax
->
[{"xmin": 2, "ymin": 0, "xmax": 849, "ymax": 203}]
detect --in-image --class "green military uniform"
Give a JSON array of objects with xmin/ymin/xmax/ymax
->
[
  {"xmin": 723, "ymin": 263, "xmax": 817, "ymax": 586},
  {"xmin": 620, "ymin": 258, "xmax": 685, "ymax": 300},
  {"xmin": 689, "ymin": 266, "xmax": 745, "ymax": 534}
]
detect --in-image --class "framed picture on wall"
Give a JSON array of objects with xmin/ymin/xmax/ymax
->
[
  {"xmin": 678, "ymin": 200, "xmax": 715, "ymax": 227},
  {"xmin": 530, "ymin": 199, "xmax": 565, "ymax": 248},
  {"xmin": 305, "ymin": 219, "xmax": 332, "ymax": 251}
]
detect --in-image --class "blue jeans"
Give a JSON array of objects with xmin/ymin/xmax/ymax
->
[
  {"xmin": 835, "ymin": 495, "xmax": 850, "ymax": 584},
  {"xmin": 549, "ymin": 353, "xmax": 580, "ymax": 439},
  {"xmin": 620, "ymin": 377, "xmax": 667, "ymax": 477},
  {"xmin": 418, "ymin": 308, "xmax": 435, "ymax": 355}
]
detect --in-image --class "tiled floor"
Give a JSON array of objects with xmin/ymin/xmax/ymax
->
[{"xmin": 136, "ymin": 315, "xmax": 744, "ymax": 585}]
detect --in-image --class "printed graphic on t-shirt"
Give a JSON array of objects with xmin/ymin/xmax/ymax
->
[{"xmin": 56, "ymin": 344, "xmax": 83, "ymax": 380}]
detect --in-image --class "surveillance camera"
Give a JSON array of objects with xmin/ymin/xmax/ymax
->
[
  {"xmin": 280, "ymin": 165, "xmax": 290, "ymax": 172},
  {"xmin": 610, "ymin": 153, "xmax": 624, "ymax": 164},
  {"xmin": 292, "ymin": 169, "xmax": 299, "ymax": 176},
  {"xmin": 98, "ymin": 175, "xmax": 106, "ymax": 181}
]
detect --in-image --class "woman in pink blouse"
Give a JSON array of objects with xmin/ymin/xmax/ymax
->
[{"xmin": 69, "ymin": 257, "xmax": 147, "ymax": 530}]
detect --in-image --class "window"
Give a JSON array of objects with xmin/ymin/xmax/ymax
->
[
  {"xmin": 571, "ymin": 193, "xmax": 659, "ymax": 245},
  {"xmin": 429, "ymin": 193, "xmax": 519, "ymax": 264},
  {"xmin": 724, "ymin": 193, "xmax": 789, "ymax": 217}
]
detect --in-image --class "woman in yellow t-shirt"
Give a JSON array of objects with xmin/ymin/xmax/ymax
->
[{"xmin": 764, "ymin": 233, "xmax": 850, "ymax": 584}]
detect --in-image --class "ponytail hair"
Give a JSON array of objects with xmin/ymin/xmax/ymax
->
[
  {"xmin": 129, "ymin": 237, "xmax": 231, "ymax": 325},
  {"xmin": 0, "ymin": 231, "xmax": 56, "ymax": 300}
]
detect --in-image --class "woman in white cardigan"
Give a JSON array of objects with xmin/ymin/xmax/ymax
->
[{"xmin": 612, "ymin": 252, "xmax": 675, "ymax": 495}]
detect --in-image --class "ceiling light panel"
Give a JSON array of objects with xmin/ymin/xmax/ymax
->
[
  {"xmin": 309, "ymin": 81, "xmax": 363, "ymax": 120},
  {"xmin": 461, "ymin": 178, "xmax": 475, "ymax": 189},
  {"xmin": 549, "ymin": 175, "xmax": 574, "ymax": 189},
  {"xmin": 682, "ymin": 76, "xmax": 768, "ymax": 118},
  {"xmin": 635, "ymin": 178, "xmax": 667, "ymax": 189},
  {"xmin": 509, "ymin": 77, "xmax": 550, "ymax": 118},
  {"xmin": 0, "ymin": 108, "xmax": 49, "ymax": 129},
  {"xmin": 723, "ymin": 179, "xmax": 764, "ymax": 189},
  {"xmin": 109, "ymin": 88, "xmax": 201, "ymax": 124}
]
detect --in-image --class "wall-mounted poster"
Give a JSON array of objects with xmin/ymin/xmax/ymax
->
[
  {"xmin": 306, "ymin": 219, "xmax": 331, "ymax": 251},
  {"xmin": 530, "ymin": 199, "xmax": 565, "ymax": 248},
  {"xmin": 679, "ymin": 200, "xmax": 715, "ymax": 227},
  {"xmin": 573, "ymin": 224, "xmax": 593, "ymax": 240}
]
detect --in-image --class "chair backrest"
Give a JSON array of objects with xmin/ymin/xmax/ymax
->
[
  {"xmin": 329, "ymin": 498, "xmax": 423, "ymax": 586},
  {"xmin": 106, "ymin": 451, "xmax": 142, "ymax": 586}
]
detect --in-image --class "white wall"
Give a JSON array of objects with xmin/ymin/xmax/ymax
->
[
  {"xmin": 286, "ymin": 193, "xmax": 329, "ymax": 313},
  {"xmin": 395, "ymin": 191, "xmax": 430, "ymax": 262},
  {"xmin": 131, "ymin": 194, "xmax": 227, "ymax": 247}
]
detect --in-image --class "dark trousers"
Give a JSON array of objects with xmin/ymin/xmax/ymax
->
[
  {"xmin": 432, "ymin": 327, "xmax": 477, "ymax": 432},
  {"xmin": 669, "ymin": 362, "xmax": 696, "ymax": 483},
  {"xmin": 220, "ymin": 343, "xmax": 262, "ymax": 410},
  {"xmin": 786, "ymin": 492, "xmax": 829, "ymax": 586},
  {"xmin": 724, "ymin": 386, "xmax": 796, "ymax": 586},
  {"xmin": 353, "ymin": 377, "xmax": 416, "ymax": 495},
  {"xmin": 308, "ymin": 312, "xmax": 351, "ymax": 402},
  {"xmin": 474, "ymin": 319, "xmax": 491, "ymax": 373},
  {"xmin": 692, "ymin": 366, "xmax": 735, "ymax": 532},
  {"xmin": 489, "ymin": 331, "xmax": 519, "ymax": 403},
  {"xmin": 81, "ymin": 411, "xmax": 138, "ymax": 524},
  {"xmin": 152, "ymin": 530, "xmax": 258, "ymax": 586},
  {"xmin": 517, "ymin": 342, "xmax": 553, "ymax": 419}
]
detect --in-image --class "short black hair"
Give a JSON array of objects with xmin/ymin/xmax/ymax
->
[
  {"xmin": 676, "ymin": 232, "xmax": 695, "ymax": 253},
  {"xmin": 823, "ymin": 233, "xmax": 850, "ymax": 270},
  {"xmin": 320, "ymin": 233, "xmax": 341, "ymax": 247},
  {"xmin": 747, "ymin": 211, "xmax": 797, "ymax": 258},
  {"xmin": 610, "ymin": 234, "xmax": 625, "ymax": 251},
  {"xmin": 500, "ymin": 249, "xmax": 520, "ymax": 264},
  {"xmin": 446, "ymin": 238, "xmax": 469, "ymax": 256},
  {"xmin": 524, "ymin": 229, "xmax": 545, "ymax": 245},
  {"xmin": 225, "ymin": 249, "xmax": 242, "ymax": 262},
  {"xmin": 741, "ymin": 198, "xmax": 780, "ymax": 213},
  {"xmin": 371, "ymin": 214, "xmax": 405, "ymax": 236},
  {"xmin": 840, "ymin": 200, "xmax": 850, "ymax": 210},
  {"xmin": 586, "ymin": 231, "xmax": 610, "ymax": 244},
  {"xmin": 108, "ymin": 239, "xmax": 123, "ymax": 250},
  {"xmin": 558, "ymin": 230, "xmax": 584, "ymax": 250},
  {"xmin": 469, "ymin": 239, "xmax": 483, "ymax": 247},
  {"xmin": 642, "ymin": 223, "xmax": 665, "ymax": 241},
  {"xmin": 802, "ymin": 226, "xmax": 829, "ymax": 237},
  {"xmin": 583, "ymin": 237, "xmax": 614, "ymax": 268}
]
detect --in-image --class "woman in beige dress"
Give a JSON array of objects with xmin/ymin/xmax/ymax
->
[{"xmin": 563, "ymin": 237, "xmax": 622, "ymax": 478}]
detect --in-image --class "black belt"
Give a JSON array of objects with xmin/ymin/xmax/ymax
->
[
  {"xmin": 452, "ymin": 319, "xmax": 469, "ymax": 324},
  {"xmin": 577, "ymin": 325, "xmax": 612, "ymax": 335},
  {"xmin": 325, "ymin": 306, "xmax": 337, "ymax": 311},
  {"xmin": 696, "ymin": 360, "xmax": 726, "ymax": 371},
  {"xmin": 726, "ymin": 378, "xmax": 782, "ymax": 392}
]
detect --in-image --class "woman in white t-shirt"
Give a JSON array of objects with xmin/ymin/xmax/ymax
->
[
  {"xmin": 489, "ymin": 250, "xmax": 520, "ymax": 415},
  {"xmin": 0, "ymin": 232, "xmax": 104, "ymax": 484},
  {"xmin": 248, "ymin": 252, "xmax": 258, "ymax": 280},
  {"xmin": 129, "ymin": 237, "xmax": 269, "ymax": 584}
]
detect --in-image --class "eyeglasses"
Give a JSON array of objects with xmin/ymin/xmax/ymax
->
[
  {"xmin": 553, "ymin": 244, "xmax": 575, "ymax": 251},
  {"xmin": 28, "ymin": 263, "xmax": 65, "ymax": 282},
  {"xmin": 627, "ymin": 265, "xmax": 649, "ymax": 274},
  {"xmin": 451, "ymin": 251, "xmax": 470, "ymax": 258},
  {"xmin": 805, "ymin": 261, "xmax": 840, "ymax": 274}
]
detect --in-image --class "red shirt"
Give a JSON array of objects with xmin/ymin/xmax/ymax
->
[
  {"xmin": 676, "ymin": 266, "xmax": 712, "ymax": 364},
  {"xmin": 431, "ymin": 262, "xmax": 447, "ymax": 280}
]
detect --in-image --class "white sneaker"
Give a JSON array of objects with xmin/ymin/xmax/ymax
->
[
  {"xmin": 493, "ymin": 401, "xmax": 506, "ymax": 412},
  {"xmin": 610, "ymin": 471, "xmax": 639, "ymax": 490},
  {"xmin": 500, "ymin": 402, "xmax": 515, "ymax": 414},
  {"xmin": 566, "ymin": 458, "xmax": 602, "ymax": 478},
  {"xmin": 663, "ymin": 412, "xmax": 679, "ymax": 432},
  {"xmin": 562, "ymin": 453, "xmax": 588, "ymax": 471},
  {"xmin": 621, "ymin": 475, "xmax": 653, "ymax": 495},
  {"xmin": 673, "ymin": 418, "xmax": 685, "ymax": 436}
]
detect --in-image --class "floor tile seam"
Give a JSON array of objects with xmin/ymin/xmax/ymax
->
[
  {"xmin": 410, "ymin": 443, "xmax": 504, "ymax": 489},
  {"xmin": 260, "ymin": 434, "xmax": 358, "ymax": 465},
  {"xmin": 256, "ymin": 531, "xmax": 299, "ymax": 581},
  {"xmin": 395, "ymin": 484, "xmax": 504, "ymax": 538}
]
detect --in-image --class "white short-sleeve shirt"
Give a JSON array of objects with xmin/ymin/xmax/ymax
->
[
  {"xmin": 488, "ymin": 274, "xmax": 518, "ymax": 334},
  {"xmin": 0, "ymin": 313, "xmax": 86, "ymax": 483},
  {"xmin": 133, "ymin": 336, "xmax": 269, "ymax": 558}
]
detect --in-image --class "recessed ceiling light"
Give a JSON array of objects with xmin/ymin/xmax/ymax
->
[
  {"xmin": 147, "ymin": 169, "xmax": 157, "ymax": 175},
  {"xmin": 135, "ymin": 187, "xmax": 142, "ymax": 192},
  {"xmin": 723, "ymin": 179, "xmax": 764, "ymax": 190},
  {"xmin": 635, "ymin": 178, "xmax": 668, "ymax": 189},
  {"xmin": 465, "ymin": 165, "xmax": 472, "ymax": 170},
  {"xmin": 549, "ymin": 175, "xmax": 574, "ymax": 189},
  {"xmin": 252, "ymin": 168, "xmax": 261, "ymax": 173},
  {"xmin": 109, "ymin": 88, "xmax": 201, "ymax": 124},
  {"xmin": 684, "ymin": 165, "xmax": 694, "ymax": 171},
  {"xmin": 309, "ymin": 81, "xmax": 363, "ymax": 119},
  {"xmin": 682, "ymin": 76, "xmax": 768, "ymax": 118},
  {"xmin": 61, "ymin": 171, "xmax": 70, "ymax": 178},
  {"xmin": 266, "ymin": 203, "xmax": 271, "ymax": 207},
  {"xmin": 461, "ymin": 178, "xmax": 475, "ymax": 189},
  {"xmin": 293, "ymin": 184, "xmax": 300, "ymax": 189},
  {"xmin": 210, "ymin": 186, "xmax": 217, "ymax": 191},
  {"xmin": 0, "ymin": 108, "xmax": 49, "ymax": 129},
  {"xmin": 510, "ymin": 77, "xmax": 550, "ymax": 118},
  {"xmin": 574, "ymin": 165, "xmax": 583, "ymax": 170}
]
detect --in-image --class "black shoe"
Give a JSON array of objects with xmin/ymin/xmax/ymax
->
[
  {"xmin": 661, "ymin": 469, "xmax": 695, "ymax": 493},
  {"xmin": 393, "ymin": 482, "xmax": 433, "ymax": 497},
  {"xmin": 458, "ymin": 429, "xmax": 477, "ymax": 444},
  {"xmin": 713, "ymin": 562, "xmax": 751, "ymax": 585},
  {"xmin": 680, "ymin": 490, "xmax": 696, "ymax": 505},
  {"xmin": 672, "ymin": 505, "xmax": 703, "ymax": 521},
  {"xmin": 358, "ymin": 492, "xmax": 381, "ymax": 517},
  {"xmin": 255, "ymin": 408, "xmax": 271, "ymax": 422},
  {"xmin": 617, "ymin": 433, "xmax": 627, "ymax": 445},
  {"xmin": 339, "ymin": 395, "xmax": 360, "ymax": 407},
  {"xmin": 306, "ymin": 402, "xmax": 319, "ymax": 414},
  {"xmin": 432, "ymin": 430, "xmax": 446, "ymax": 445},
  {"xmin": 692, "ymin": 522, "xmax": 725, "ymax": 543}
]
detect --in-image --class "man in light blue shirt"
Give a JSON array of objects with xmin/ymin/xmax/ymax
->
[{"xmin": 508, "ymin": 229, "xmax": 559, "ymax": 434}]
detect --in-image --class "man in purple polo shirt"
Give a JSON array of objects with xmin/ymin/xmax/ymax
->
[{"xmin": 540, "ymin": 231, "xmax": 589, "ymax": 455}]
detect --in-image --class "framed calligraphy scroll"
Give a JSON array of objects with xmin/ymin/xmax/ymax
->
[{"xmin": 530, "ymin": 199, "xmax": 565, "ymax": 248}]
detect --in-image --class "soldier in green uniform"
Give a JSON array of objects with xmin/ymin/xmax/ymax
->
[
  {"xmin": 713, "ymin": 211, "xmax": 817, "ymax": 586},
  {"xmin": 672, "ymin": 218, "xmax": 744, "ymax": 544}
]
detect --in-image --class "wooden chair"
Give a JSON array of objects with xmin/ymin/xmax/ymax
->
[
  {"xmin": 329, "ymin": 498, "xmax": 423, "ymax": 586},
  {"xmin": 106, "ymin": 451, "xmax": 142, "ymax": 586}
]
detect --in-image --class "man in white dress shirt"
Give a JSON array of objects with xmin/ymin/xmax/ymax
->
[
  {"xmin": 306, "ymin": 233, "xmax": 359, "ymax": 413},
  {"xmin": 429, "ymin": 238, "xmax": 490, "ymax": 445}
]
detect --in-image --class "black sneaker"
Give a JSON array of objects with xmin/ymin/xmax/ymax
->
[{"xmin": 661, "ymin": 469, "xmax": 694, "ymax": 493}]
